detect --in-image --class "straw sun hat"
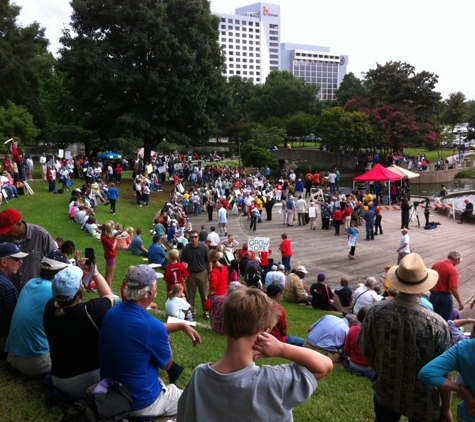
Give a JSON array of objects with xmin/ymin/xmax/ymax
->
[{"xmin": 387, "ymin": 253, "xmax": 439, "ymax": 294}]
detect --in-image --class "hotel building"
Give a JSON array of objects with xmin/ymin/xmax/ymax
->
[{"xmin": 214, "ymin": 2, "xmax": 348, "ymax": 100}]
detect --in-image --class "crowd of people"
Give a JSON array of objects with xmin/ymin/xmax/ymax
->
[{"xmin": 2, "ymin": 145, "xmax": 475, "ymax": 421}]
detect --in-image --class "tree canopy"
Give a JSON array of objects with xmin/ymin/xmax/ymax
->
[
  {"xmin": 58, "ymin": 0, "xmax": 228, "ymax": 160},
  {"xmin": 0, "ymin": 1, "xmax": 54, "ymax": 126}
]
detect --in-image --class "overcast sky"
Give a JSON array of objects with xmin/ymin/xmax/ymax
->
[{"xmin": 12, "ymin": 0, "xmax": 475, "ymax": 100}]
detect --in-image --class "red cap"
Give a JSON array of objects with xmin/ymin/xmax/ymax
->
[
  {"xmin": 464, "ymin": 199, "xmax": 470, "ymax": 203},
  {"xmin": 0, "ymin": 209, "xmax": 22, "ymax": 235}
]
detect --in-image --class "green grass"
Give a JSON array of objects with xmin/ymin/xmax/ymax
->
[{"xmin": 0, "ymin": 169, "xmax": 461, "ymax": 421}]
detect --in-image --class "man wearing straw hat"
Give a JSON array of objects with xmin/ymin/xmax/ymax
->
[{"xmin": 359, "ymin": 253, "xmax": 453, "ymax": 422}]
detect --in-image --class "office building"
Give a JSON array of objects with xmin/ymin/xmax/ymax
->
[{"xmin": 214, "ymin": 2, "xmax": 348, "ymax": 100}]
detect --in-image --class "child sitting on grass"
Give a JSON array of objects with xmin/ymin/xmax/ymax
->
[{"xmin": 177, "ymin": 288, "xmax": 333, "ymax": 421}]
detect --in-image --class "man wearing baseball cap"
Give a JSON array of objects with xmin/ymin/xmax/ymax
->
[
  {"xmin": 5, "ymin": 250, "xmax": 70, "ymax": 375},
  {"xmin": 99, "ymin": 265, "xmax": 201, "ymax": 419},
  {"xmin": 0, "ymin": 242, "xmax": 28, "ymax": 358},
  {"xmin": 0, "ymin": 208, "xmax": 55, "ymax": 291},
  {"xmin": 359, "ymin": 253, "xmax": 452, "ymax": 422}
]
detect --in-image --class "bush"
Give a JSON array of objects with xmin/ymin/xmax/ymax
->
[{"xmin": 241, "ymin": 144, "xmax": 278, "ymax": 169}]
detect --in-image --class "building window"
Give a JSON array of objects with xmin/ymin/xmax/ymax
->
[
  {"xmin": 243, "ymin": 58, "xmax": 247, "ymax": 62},
  {"xmin": 221, "ymin": 38, "xmax": 226, "ymax": 42},
  {"xmin": 230, "ymin": 70, "xmax": 234, "ymax": 74},
  {"xmin": 250, "ymin": 65, "xmax": 254, "ymax": 69},
  {"xmin": 237, "ymin": 71, "xmax": 241, "ymax": 75},
  {"xmin": 229, "ymin": 63, "xmax": 234, "ymax": 68},
  {"xmin": 270, "ymin": 48, "xmax": 278, "ymax": 52},
  {"xmin": 243, "ymin": 71, "xmax": 248, "ymax": 75},
  {"xmin": 270, "ymin": 43, "xmax": 278, "ymax": 47},
  {"xmin": 235, "ymin": 32, "xmax": 239, "ymax": 37},
  {"xmin": 250, "ymin": 59, "xmax": 254, "ymax": 63},
  {"xmin": 250, "ymin": 71, "xmax": 254, "ymax": 75},
  {"xmin": 249, "ymin": 41, "xmax": 253, "ymax": 45},
  {"xmin": 221, "ymin": 18, "xmax": 225, "ymax": 22},
  {"xmin": 249, "ymin": 34, "xmax": 253, "ymax": 38},
  {"xmin": 249, "ymin": 28, "xmax": 253, "ymax": 32},
  {"xmin": 242, "ymin": 21, "xmax": 246, "ymax": 25},
  {"xmin": 221, "ymin": 24, "xmax": 225, "ymax": 29},
  {"xmin": 256, "ymin": 60, "xmax": 260, "ymax": 64},
  {"xmin": 236, "ymin": 64, "xmax": 241, "ymax": 68},
  {"xmin": 242, "ymin": 33, "xmax": 246, "ymax": 38},
  {"xmin": 228, "ymin": 19, "xmax": 232, "ymax": 23}
]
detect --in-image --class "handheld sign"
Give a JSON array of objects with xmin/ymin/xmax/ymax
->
[{"xmin": 248, "ymin": 236, "xmax": 270, "ymax": 252}]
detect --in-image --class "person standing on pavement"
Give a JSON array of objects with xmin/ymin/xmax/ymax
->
[
  {"xmin": 296, "ymin": 195, "xmax": 307, "ymax": 226},
  {"xmin": 285, "ymin": 196, "xmax": 295, "ymax": 226},
  {"xmin": 396, "ymin": 228, "xmax": 410, "ymax": 264},
  {"xmin": 279, "ymin": 233, "xmax": 292, "ymax": 275},
  {"xmin": 180, "ymin": 230, "xmax": 210, "ymax": 319},
  {"xmin": 217, "ymin": 203, "xmax": 227, "ymax": 236},
  {"xmin": 363, "ymin": 206, "xmax": 375, "ymax": 241},
  {"xmin": 430, "ymin": 250, "xmax": 464, "ymax": 322}
]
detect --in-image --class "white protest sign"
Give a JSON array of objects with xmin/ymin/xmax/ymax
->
[
  {"xmin": 157, "ymin": 166, "xmax": 167, "ymax": 173},
  {"xmin": 174, "ymin": 163, "xmax": 183, "ymax": 171},
  {"xmin": 248, "ymin": 236, "xmax": 270, "ymax": 252}
]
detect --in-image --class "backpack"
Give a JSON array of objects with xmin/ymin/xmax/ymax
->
[{"xmin": 61, "ymin": 379, "xmax": 133, "ymax": 422}]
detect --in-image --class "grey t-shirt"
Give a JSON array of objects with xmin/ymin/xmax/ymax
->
[{"xmin": 177, "ymin": 362, "xmax": 317, "ymax": 421}]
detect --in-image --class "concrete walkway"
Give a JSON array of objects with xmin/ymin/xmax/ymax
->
[{"xmin": 188, "ymin": 204, "xmax": 475, "ymax": 316}]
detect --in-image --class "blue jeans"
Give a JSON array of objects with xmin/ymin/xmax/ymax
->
[
  {"xmin": 365, "ymin": 224, "xmax": 374, "ymax": 240},
  {"xmin": 285, "ymin": 335, "xmax": 305, "ymax": 346},
  {"xmin": 429, "ymin": 290, "xmax": 453, "ymax": 321},
  {"xmin": 343, "ymin": 359, "xmax": 376, "ymax": 380},
  {"xmin": 282, "ymin": 256, "xmax": 291, "ymax": 274}
]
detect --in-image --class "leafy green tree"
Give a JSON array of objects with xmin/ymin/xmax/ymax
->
[
  {"xmin": 248, "ymin": 70, "xmax": 320, "ymax": 121},
  {"xmin": 363, "ymin": 61, "xmax": 441, "ymax": 124},
  {"xmin": 0, "ymin": 101, "xmax": 38, "ymax": 145},
  {"xmin": 241, "ymin": 144, "xmax": 278, "ymax": 169},
  {"xmin": 317, "ymin": 107, "xmax": 373, "ymax": 165},
  {"xmin": 0, "ymin": 1, "xmax": 54, "ymax": 125},
  {"xmin": 441, "ymin": 92, "xmax": 469, "ymax": 128},
  {"xmin": 248, "ymin": 125, "xmax": 286, "ymax": 150},
  {"xmin": 59, "ymin": 0, "xmax": 228, "ymax": 162},
  {"xmin": 41, "ymin": 70, "xmax": 94, "ymax": 150},
  {"xmin": 218, "ymin": 76, "xmax": 257, "ymax": 140},
  {"xmin": 284, "ymin": 112, "xmax": 318, "ymax": 139},
  {"xmin": 335, "ymin": 72, "xmax": 367, "ymax": 107}
]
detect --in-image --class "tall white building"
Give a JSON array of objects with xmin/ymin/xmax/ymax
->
[{"xmin": 214, "ymin": 2, "xmax": 348, "ymax": 100}]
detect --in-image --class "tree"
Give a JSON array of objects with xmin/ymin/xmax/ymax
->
[
  {"xmin": 0, "ymin": 101, "xmax": 39, "ymax": 146},
  {"xmin": 0, "ymin": 1, "xmax": 54, "ymax": 125},
  {"xmin": 248, "ymin": 71, "xmax": 320, "ymax": 121},
  {"xmin": 218, "ymin": 76, "xmax": 257, "ymax": 140},
  {"xmin": 241, "ymin": 144, "xmax": 278, "ymax": 169},
  {"xmin": 335, "ymin": 72, "xmax": 367, "ymax": 107},
  {"xmin": 317, "ymin": 107, "xmax": 373, "ymax": 165},
  {"xmin": 284, "ymin": 113, "xmax": 317, "ymax": 139},
  {"xmin": 59, "ymin": 0, "xmax": 228, "ymax": 162},
  {"xmin": 248, "ymin": 125, "xmax": 286, "ymax": 150},
  {"xmin": 441, "ymin": 92, "xmax": 469, "ymax": 128},
  {"xmin": 363, "ymin": 61, "xmax": 441, "ymax": 124}
]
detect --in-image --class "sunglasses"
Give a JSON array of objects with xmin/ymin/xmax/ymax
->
[
  {"xmin": 6, "ymin": 257, "xmax": 21, "ymax": 262},
  {"xmin": 190, "ymin": 235, "xmax": 199, "ymax": 239}
]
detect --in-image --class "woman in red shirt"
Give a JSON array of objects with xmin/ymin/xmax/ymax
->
[
  {"xmin": 343, "ymin": 306, "xmax": 376, "ymax": 380},
  {"xmin": 208, "ymin": 249, "xmax": 228, "ymax": 298},
  {"xmin": 279, "ymin": 233, "xmax": 292, "ymax": 275},
  {"xmin": 101, "ymin": 222, "xmax": 120, "ymax": 287},
  {"xmin": 114, "ymin": 163, "xmax": 122, "ymax": 184}
]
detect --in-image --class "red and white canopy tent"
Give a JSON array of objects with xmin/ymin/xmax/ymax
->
[
  {"xmin": 353, "ymin": 164, "xmax": 402, "ymax": 206},
  {"xmin": 354, "ymin": 163, "xmax": 402, "ymax": 183}
]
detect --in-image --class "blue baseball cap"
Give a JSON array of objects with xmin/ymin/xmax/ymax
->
[
  {"xmin": 52, "ymin": 266, "xmax": 83, "ymax": 301},
  {"xmin": 0, "ymin": 242, "xmax": 28, "ymax": 259}
]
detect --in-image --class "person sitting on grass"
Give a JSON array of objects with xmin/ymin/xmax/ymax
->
[
  {"xmin": 165, "ymin": 284, "xmax": 192, "ymax": 321},
  {"xmin": 177, "ymin": 288, "xmax": 333, "ymax": 421},
  {"xmin": 267, "ymin": 284, "xmax": 305, "ymax": 347}
]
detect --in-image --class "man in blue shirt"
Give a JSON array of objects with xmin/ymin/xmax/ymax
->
[
  {"xmin": 99, "ymin": 265, "xmax": 201, "ymax": 418},
  {"xmin": 128, "ymin": 228, "xmax": 148, "ymax": 257},
  {"xmin": 148, "ymin": 236, "xmax": 168, "ymax": 267},
  {"xmin": 304, "ymin": 314, "xmax": 356, "ymax": 363},
  {"xmin": 0, "ymin": 243, "xmax": 28, "ymax": 358}
]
